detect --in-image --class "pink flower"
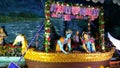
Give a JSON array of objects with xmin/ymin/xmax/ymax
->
[
  {"xmin": 51, "ymin": 13, "xmax": 58, "ymax": 18},
  {"xmin": 86, "ymin": 8, "xmax": 92, "ymax": 16},
  {"xmin": 72, "ymin": 6, "xmax": 80, "ymax": 15},
  {"xmin": 56, "ymin": 4, "xmax": 64, "ymax": 13},
  {"xmin": 64, "ymin": 14, "xmax": 71, "ymax": 21}
]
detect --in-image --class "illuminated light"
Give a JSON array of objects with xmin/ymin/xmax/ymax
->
[
  {"xmin": 45, "ymin": 4, "xmax": 48, "ymax": 7},
  {"xmin": 92, "ymin": 7, "xmax": 94, "ymax": 9},
  {"xmin": 66, "ymin": 4, "xmax": 69, "ymax": 6},
  {"xmin": 47, "ymin": 20, "xmax": 50, "ymax": 22},
  {"xmin": 56, "ymin": 2, "xmax": 59, "ymax": 5},
  {"xmin": 80, "ymin": 4, "xmax": 83, "ymax": 6},
  {"xmin": 88, "ymin": 5, "xmax": 90, "ymax": 7},
  {"xmin": 101, "ymin": 12, "xmax": 104, "ymax": 15},
  {"xmin": 45, "ymin": 27, "xmax": 48, "ymax": 30}
]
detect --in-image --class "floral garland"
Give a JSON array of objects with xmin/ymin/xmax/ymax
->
[
  {"xmin": 44, "ymin": 1, "xmax": 51, "ymax": 52},
  {"xmin": 50, "ymin": 2, "xmax": 100, "ymax": 21},
  {"xmin": 99, "ymin": 8, "xmax": 105, "ymax": 51}
]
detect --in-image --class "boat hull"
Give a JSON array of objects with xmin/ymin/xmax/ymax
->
[
  {"xmin": 26, "ymin": 59, "xmax": 110, "ymax": 68},
  {"xmin": 24, "ymin": 48, "xmax": 115, "ymax": 68}
]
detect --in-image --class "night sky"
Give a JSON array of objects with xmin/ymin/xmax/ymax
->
[
  {"xmin": 0, "ymin": 0, "xmax": 120, "ymax": 39},
  {"xmin": 0, "ymin": 0, "xmax": 45, "ymax": 17}
]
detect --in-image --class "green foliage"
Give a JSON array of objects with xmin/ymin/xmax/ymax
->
[
  {"xmin": 0, "ymin": 45, "xmax": 22, "ymax": 57},
  {"xmin": 8, "ymin": 12, "xmax": 18, "ymax": 17},
  {"xmin": 17, "ymin": 12, "xmax": 38, "ymax": 18},
  {"xmin": 0, "ymin": 12, "xmax": 5, "ymax": 16},
  {"xmin": 0, "ymin": 12, "xmax": 41, "ymax": 23},
  {"xmin": 0, "ymin": 16, "xmax": 41, "ymax": 23},
  {"xmin": 8, "ymin": 12, "xmax": 39, "ymax": 18}
]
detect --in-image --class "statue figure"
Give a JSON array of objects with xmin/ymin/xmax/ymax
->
[
  {"xmin": 81, "ymin": 32, "xmax": 96, "ymax": 53},
  {"xmin": 56, "ymin": 29, "xmax": 72, "ymax": 54},
  {"xmin": 0, "ymin": 27, "xmax": 6, "ymax": 45},
  {"xmin": 72, "ymin": 31, "xmax": 82, "ymax": 51},
  {"xmin": 13, "ymin": 34, "xmax": 28, "ymax": 54}
]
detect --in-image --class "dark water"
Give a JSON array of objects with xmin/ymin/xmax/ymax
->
[
  {"xmin": 0, "ymin": 19, "xmax": 45, "ymax": 50},
  {"xmin": 0, "ymin": 18, "xmax": 89, "ymax": 50}
]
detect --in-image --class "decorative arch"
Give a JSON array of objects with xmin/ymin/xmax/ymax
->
[{"xmin": 44, "ymin": 0, "xmax": 105, "ymax": 52}]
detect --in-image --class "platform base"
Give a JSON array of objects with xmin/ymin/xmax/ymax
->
[{"xmin": 26, "ymin": 59, "xmax": 110, "ymax": 68}]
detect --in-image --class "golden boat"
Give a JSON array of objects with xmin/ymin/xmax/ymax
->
[{"xmin": 24, "ymin": 48, "xmax": 114, "ymax": 68}]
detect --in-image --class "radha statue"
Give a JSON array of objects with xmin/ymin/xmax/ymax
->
[{"xmin": 81, "ymin": 32, "xmax": 96, "ymax": 53}]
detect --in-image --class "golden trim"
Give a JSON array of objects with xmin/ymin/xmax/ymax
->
[{"xmin": 24, "ymin": 48, "xmax": 115, "ymax": 62}]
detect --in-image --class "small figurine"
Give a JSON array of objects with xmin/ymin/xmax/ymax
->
[
  {"xmin": 56, "ymin": 29, "xmax": 72, "ymax": 54},
  {"xmin": 0, "ymin": 27, "xmax": 6, "ymax": 45},
  {"xmin": 13, "ymin": 34, "xmax": 28, "ymax": 54},
  {"xmin": 72, "ymin": 31, "xmax": 82, "ymax": 51},
  {"xmin": 81, "ymin": 32, "xmax": 96, "ymax": 53}
]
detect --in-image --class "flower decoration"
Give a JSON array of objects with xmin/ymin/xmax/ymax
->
[
  {"xmin": 46, "ymin": 1, "xmax": 107, "ymax": 52},
  {"xmin": 99, "ymin": 10, "xmax": 105, "ymax": 51},
  {"xmin": 50, "ymin": 3, "xmax": 56, "ymax": 12},
  {"xmin": 44, "ymin": 1, "xmax": 52, "ymax": 52},
  {"xmin": 64, "ymin": 14, "xmax": 71, "ymax": 21},
  {"xmin": 72, "ymin": 6, "xmax": 80, "ymax": 15},
  {"xmin": 64, "ymin": 4, "xmax": 71, "ymax": 14},
  {"xmin": 50, "ymin": 3, "xmax": 100, "ymax": 21}
]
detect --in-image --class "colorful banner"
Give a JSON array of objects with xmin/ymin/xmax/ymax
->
[{"xmin": 50, "ymin": 3, "xmax": 100, "ymax": 21}]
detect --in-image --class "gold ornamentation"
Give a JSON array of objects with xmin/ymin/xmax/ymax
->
[{"xmin": 24, "ymin": 48, "xmax": 115, "ymax": 62}]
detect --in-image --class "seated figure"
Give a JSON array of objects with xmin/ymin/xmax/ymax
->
[
  {"xmin": 56, "ymin": 29, "xmax": 72, "ymax": 54},
  {"xmin": 72, "ymin": 31, "xmax": 82, "ymax": 51},
  {"xmin": 0, "ymin": 27, "xmax": 6, "ymax": 45},
  {"xmin": 81, "ymin": 32, "xmax": 96, "ymax": 53}
]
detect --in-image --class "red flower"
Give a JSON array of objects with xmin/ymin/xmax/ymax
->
[
  {"xmin": 11, "ymin": 45, "xmax": 15, "ymax": 48},
  {"xmin": 100, "ymin": 25, "xmax": 104, "ymax": 28},
  {"xmin": 96, "ymin": 45, "xmax": 100, "ymax": 49},
  {"xmin": 46, "ymin": 29, "xmax": 51, "ymax": 33},
  {"xmin": 46, "ymin": 18, "xmax": 50, "ymax": 20},
  {"xmin": 47, "ymin": 37, "xmax": 51, "ymax": 42},
  {"xmin": 46, "ymin": 13, "xmax": 50, "ymax": 17},
  {"xmin": 64, "ymin": 3, "xmax": 67, "ymax": 6}
]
